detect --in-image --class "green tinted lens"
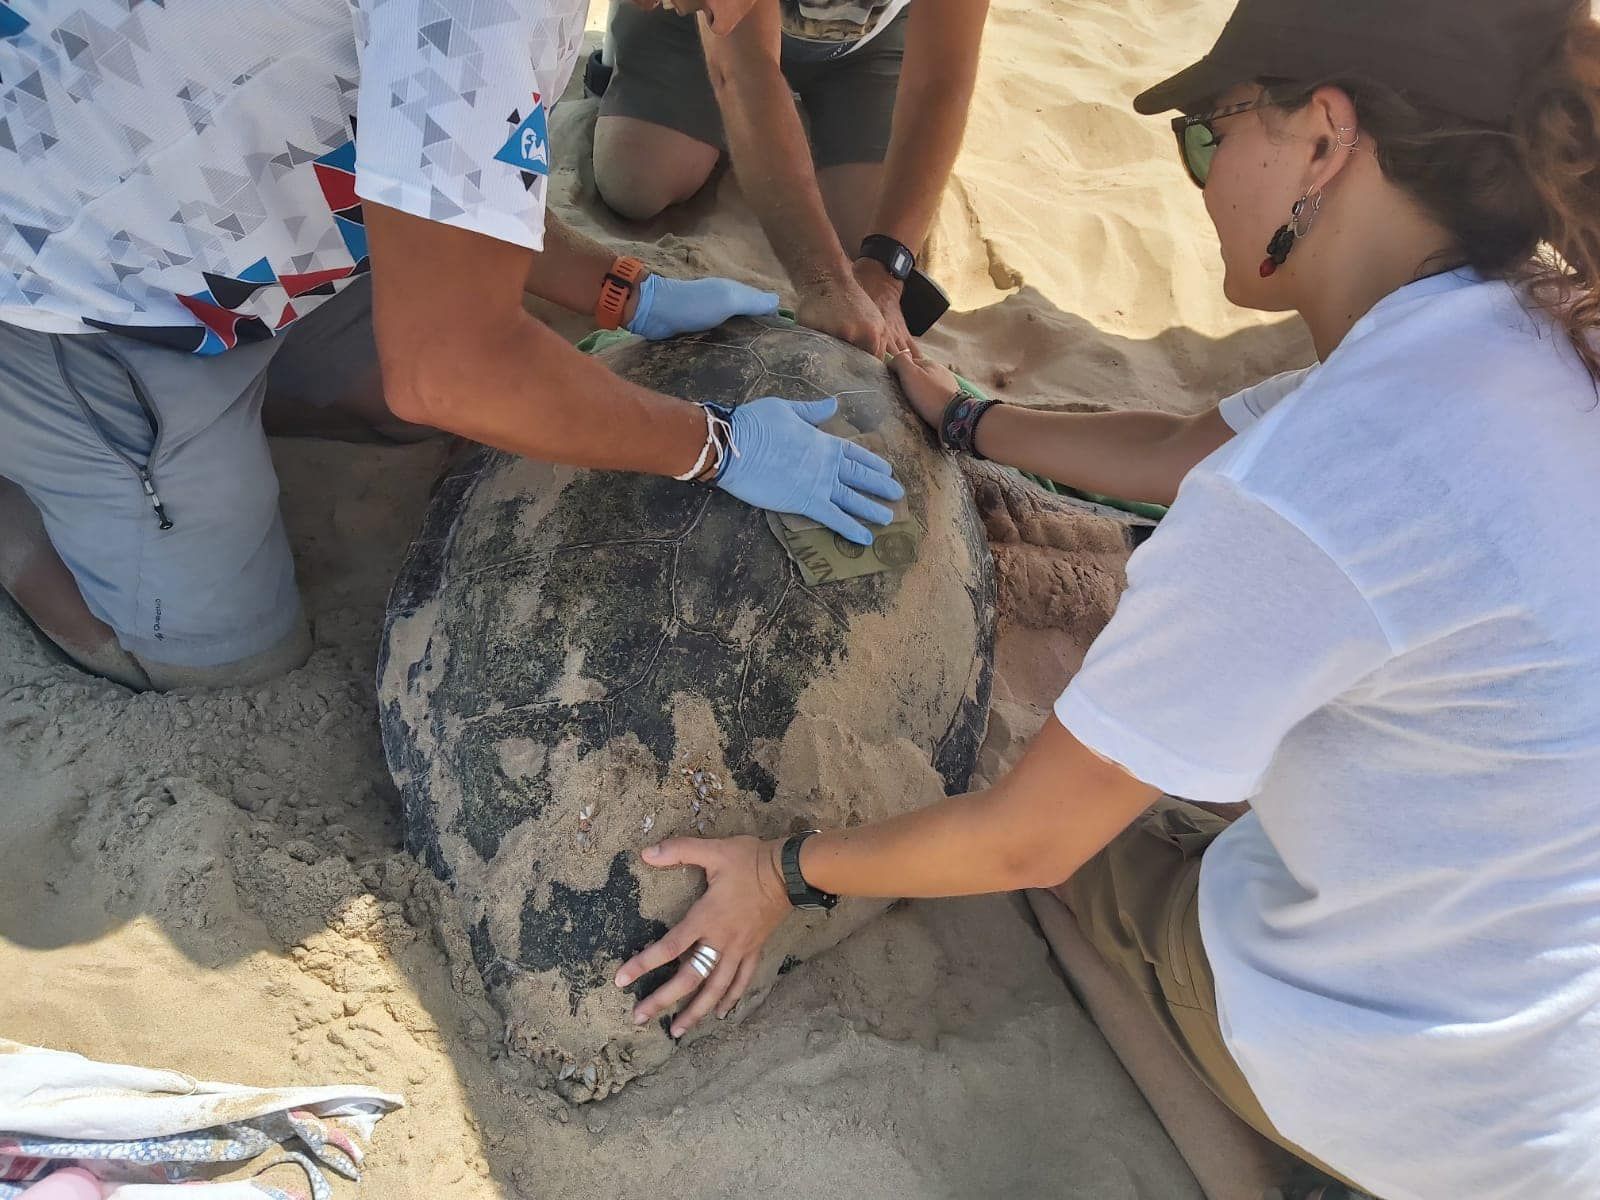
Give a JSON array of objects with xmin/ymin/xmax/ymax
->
[{"xmin": 1183, "ymin": 122, "xmax": 1217, "ymax": 185}]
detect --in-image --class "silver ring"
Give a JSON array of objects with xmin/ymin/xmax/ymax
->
[{"xmin": 688, "ymin": 944, "xmax": 720, "ymax": 978}]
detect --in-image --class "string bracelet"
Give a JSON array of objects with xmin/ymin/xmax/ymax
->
[
  {"xmin": 674, "ymin": 402, "xmax": 739, "ymax": 483},
  {"xmin": 939, "ymin": 388, "xmax": 1001, "ymax": 460}
]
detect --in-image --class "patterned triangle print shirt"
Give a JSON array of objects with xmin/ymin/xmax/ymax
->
[{"xmin": 0, "ymin": 0, "xmax": 586, "ymax": 355}]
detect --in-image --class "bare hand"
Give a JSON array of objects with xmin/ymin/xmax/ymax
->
[
  {"xmin": 797, "ymin": 277, "xmax": 891, "ymax": 358},
  {"xmin": 889, "ymin": 348, "xmax": 963, "ymax": 431},
  {"xmin": 614, "ymin": 835, "xmax": 792, "ymax": 1037},
  {"xmin": 852, "ymin": 258, "xmax": 915, "ymax": 356}
]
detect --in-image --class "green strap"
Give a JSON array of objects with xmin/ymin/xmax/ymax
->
[{"xmin": 574, "ymin": 327, "xmax": 634, "ymax": 356}]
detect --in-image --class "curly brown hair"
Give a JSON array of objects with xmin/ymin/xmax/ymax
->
[{"xmin": 1271, "ymin": 8, "xmax": 1600, "ymax": 381}]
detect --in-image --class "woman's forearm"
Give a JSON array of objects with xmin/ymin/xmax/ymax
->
[
  {"xmin": 782, "ymin": 718, "xmax": 1158, "ymax": 899},
  {"xmin": 615, "ymin": 722, "xmax": 1157, "ymax": 1030},
  {"xmin": 782, "ymin": 787, "xmax": 1062, "ymax": 899},
  {"xmin": 975, "ymin": 404, "xmax": 1232, "ymax": 506}
]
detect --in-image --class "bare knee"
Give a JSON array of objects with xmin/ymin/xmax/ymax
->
[
  {"xmin": 593, "ymin": 163, "xmax": 675, "ymax": 222},
  {"xmin": 593, "ymin": 149, "xmax": 704, "ymax": 222},
  {"xmin": 593, "ymin": 117, "xmax": 717, "ymax": 221}
]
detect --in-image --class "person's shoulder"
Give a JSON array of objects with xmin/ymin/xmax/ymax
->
[
  {"xmin": 1201, "ymin": 275, "xmax": 1583, "ymax": 574},
  {"xmin": 1331, "ymin": 274, "xmax": 1565, "ymax": 393},
  {"xmin": 1232, "ymin": 275, "xmax": 1577, "ymax": 455}
]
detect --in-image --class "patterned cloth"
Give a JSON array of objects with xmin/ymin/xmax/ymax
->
[
  {"xmin": 778, "ymin": 0, "xmax": 912, "ymax": 57},
  {"xmin": 0, "ymin": 1042, "xmax": 402, "ymax": 1199},
  {"xmin": 0, "ymin": 0, "xmax": 586, "ymax": 353}
]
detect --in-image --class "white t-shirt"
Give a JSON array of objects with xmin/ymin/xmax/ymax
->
[
  {"xmin": 1055, "ymin": 271, "xmax": 1600, "ymax": 1199},
  {"xmin": 1, "ymin": 0, "xmax": 585, "ymax": 353}
]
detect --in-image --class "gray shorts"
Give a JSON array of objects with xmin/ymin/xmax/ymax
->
[
  {"xmin": 0, "ymin": 281, "xmax": 380, "ymax": 669},
  {"xmin": 600, "ymin": 6, "xmax": 907, "ymax": 168}
]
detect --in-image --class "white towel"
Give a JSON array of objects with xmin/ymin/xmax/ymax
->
[{"xmin": 0, "ymin": 1041, "xmax": 403, "ymax": 1199}]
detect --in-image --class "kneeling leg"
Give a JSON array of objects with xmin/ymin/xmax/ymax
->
[
  {"xmin": 593, "ymin": 6, "xmax": 723, "ymax": 221},
  {"xmin": 0, "ymin": 322, "xmax": 311, "ymax": 691}
]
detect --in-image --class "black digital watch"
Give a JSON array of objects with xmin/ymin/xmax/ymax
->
[
  {"xmin": 857, "ymin": 233, "xmax": 916, "ymax": 282},
  {"xmin": 780, "ymin": 829, "xmax": 839, "ymax": 912},
  {"xmin": 858, "ymin": 234, "xmax": 950, "ymax": 336}
]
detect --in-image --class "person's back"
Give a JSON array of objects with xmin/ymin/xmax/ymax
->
[
  {"xmin": 1, "ymin": 0, "xmax": 581, "ymax": 348},
  {"xmin": 1172, "ymin": 268, "xmax": 1600, "ymax": 1195}
]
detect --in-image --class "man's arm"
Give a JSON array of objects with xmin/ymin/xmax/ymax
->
[
  {"xmin": 369, "ymin": 203, "xmax": 706, "ymax": 473},
  {"xmin": 851, "ymin": 0, "xmax": 989, "ymax": 329},
  {"xmin": 522, "ymin": 210, "xmax": 640, "ymax": 321},
  {"xmin": 530, "ymin": 208, "xmax": 784, "ymax": 342},
  {"xmin": 698, "ymin": 5, "xmax": 889, "ymax": 354},
  {"xmin": 368, "ymin": 203, "xmax": 904, "ymax": 543}
]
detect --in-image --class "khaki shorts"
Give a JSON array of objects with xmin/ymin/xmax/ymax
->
[
  {"xmin": 600, "ymin": 6, "xmax": 907, "ymax": 168},
  {"xmin": 1057, "ymin": 798, "xmax": 1363, "ymax": 1191}
]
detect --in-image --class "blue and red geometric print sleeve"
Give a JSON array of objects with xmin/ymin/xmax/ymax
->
[{"xmin": 351, "ymin": 0, "xmax": 588, "ymax": 252}]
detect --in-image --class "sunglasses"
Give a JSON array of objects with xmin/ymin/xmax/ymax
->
[{"xmin": 1170, "ymin": 97, "xmax": 1274, "ymax": 188}]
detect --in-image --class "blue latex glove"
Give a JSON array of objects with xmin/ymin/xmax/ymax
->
[
  {"xmin": 627, "ymin": 273, "xmax": 780, "ymax": 341},
  {"xmin": 716, "ymin": 396, "xmax": 905, "ymax": 546}
]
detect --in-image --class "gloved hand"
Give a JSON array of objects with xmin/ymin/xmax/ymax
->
[
  {"xmin": 715, "ymin": 396, "xmax": 904, "ymax": 545},
  {"xmin": 627, "ymin": 273, "xmax": 780, "ymax": 341}
]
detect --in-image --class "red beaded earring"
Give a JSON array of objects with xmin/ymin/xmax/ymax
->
[{"xmin": 1259, "ymin": 190, "xmax": 1323, "ymax": 278}]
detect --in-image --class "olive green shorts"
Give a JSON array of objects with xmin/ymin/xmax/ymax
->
[
  {"xmin": 1057, "ymin": 798, "xmax": 1362, "ymax": 1190},
  {"xmin": 600, "ymin": 6, "xmax": 907, "ymax": 168}
]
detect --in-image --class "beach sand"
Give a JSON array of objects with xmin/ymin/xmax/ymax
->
[{"xmin": 0, "ymin": 1, "xmax": 1313, "ymax": 1196}]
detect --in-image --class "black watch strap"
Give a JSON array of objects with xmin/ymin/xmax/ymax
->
[
  {"xmin": 858, "ymin": 233, "xmax": 915, "ymax": 281},
  {"xmin": 781, "ymin": 830, "xmax": 839, "ymax": 911}
]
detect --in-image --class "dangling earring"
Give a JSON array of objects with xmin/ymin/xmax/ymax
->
[{"xmin": 1259, "ymin": 189, "xmax": 1323, "ymax": 278}]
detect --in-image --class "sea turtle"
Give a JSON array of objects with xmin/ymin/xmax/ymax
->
[{"xmin": 377, "ymin": 317, "xmax": 995, "ymax": 1102}]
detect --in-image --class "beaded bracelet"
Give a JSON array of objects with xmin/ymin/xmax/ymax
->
[{"xmin": 938, "ymin": 388, "xmax": 1001, "ymax": 460}]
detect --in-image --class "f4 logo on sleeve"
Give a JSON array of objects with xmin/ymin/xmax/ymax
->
[{"xmin": 495, "ymin": 94, "xmax": 551, "ymax": 177}]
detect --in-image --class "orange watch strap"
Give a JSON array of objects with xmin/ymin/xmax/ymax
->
[{"xmin": 596, "ymin": 255, "xmax": 647, "ymax": 331}]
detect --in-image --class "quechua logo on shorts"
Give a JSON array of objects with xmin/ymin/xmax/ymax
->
[{"xmin": 495, "ymin": 93, "xmax": 550, "ymax": 188}]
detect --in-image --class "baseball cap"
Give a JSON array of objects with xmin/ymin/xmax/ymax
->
[{"xmin": 1133, "ymin": 0, "xmax": 1582, "ymax": 126}]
